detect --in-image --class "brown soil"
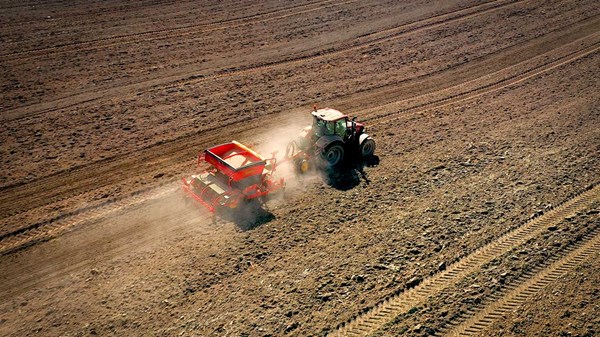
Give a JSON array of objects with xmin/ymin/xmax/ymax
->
[
  {"xmin": 486, "ymin": 250, "xmax": 600, "ymax": 337},
  {"xmin": 0, "ymin": 0, "xmax": 599, "ymax": 336}
]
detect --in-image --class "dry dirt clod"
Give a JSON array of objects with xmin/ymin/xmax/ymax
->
[{"xmin": 406, "ymin": 277, "xmax": 422, "ymax": 289}]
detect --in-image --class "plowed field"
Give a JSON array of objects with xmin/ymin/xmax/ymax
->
[{"xmin": 1, "ymin": 1, "xmax": 599, "ymax": 336}]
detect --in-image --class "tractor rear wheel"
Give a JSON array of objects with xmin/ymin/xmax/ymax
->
[
  {"xmin": 360, "ymin": 138, "xmax": 376, "ymax": 158},
  {"xmin": 322, "ymin": 143, "xmax": 344, "ymax": 166}
]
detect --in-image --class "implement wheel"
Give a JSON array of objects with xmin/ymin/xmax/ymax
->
[{"xmin": 295, "ymin": 158, "xmax": 311, "ymax": 174}]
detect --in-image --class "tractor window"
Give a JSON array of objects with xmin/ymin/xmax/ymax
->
[
  {"xmin": 335, "ymin": 119, "xmax": 347, "ymax": 138},
  {"xmin": 313, "ymin": 118, "xmax": 326, "ymax": 136},
  {"xmin": 313, "ymin": 118, "xmax": 336, "ymax": 136},
  {"xmin": 325, "ymin": 121, "xmax": 335, "ymax": 135}
]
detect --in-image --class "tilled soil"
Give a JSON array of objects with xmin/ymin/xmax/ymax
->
[
  {"xmin": 379, "ymin": 203, "xmax": 600, "ymax": 337},
  {"xmin": 0, "ymin": 0, "xmax": 599, "ymax": 336},
  {"xmin": 485, "ymin": 247, "xmax": 600, "ymax": 337}
]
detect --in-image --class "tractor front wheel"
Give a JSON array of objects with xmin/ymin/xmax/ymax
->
[
  {"xmin": 322, "ymin": 143, "xmax": 344, "ymax": 167},
  {"xmin": 360, "ymin": 138, "xmax": 376, "ymax": 158}
]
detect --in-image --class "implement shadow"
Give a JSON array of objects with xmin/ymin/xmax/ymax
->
[{"xmin": 217, "ymin": 201, "xmax": 276, "ymax": 231}]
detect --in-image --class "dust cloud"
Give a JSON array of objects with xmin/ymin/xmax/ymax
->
[{"xmin": 253, "ymin": 116, "xmax": 319, "ymax": 191}]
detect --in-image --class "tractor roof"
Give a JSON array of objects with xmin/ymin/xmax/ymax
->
[{"xmin": 311, "ymin": 108, "xmax": 347, "ymax": 121}]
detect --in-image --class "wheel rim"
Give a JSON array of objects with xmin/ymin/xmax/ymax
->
[
  {"xmin": 325, "ymin": 146, "xmax": 343, "ymax": 165},
  {"xmin": 300, "ymin": 160, "xmax": 310, "ymax": 173},
  {"xmin": 362, "ymin": 140, "xmax": 375, "ymax": 157}
]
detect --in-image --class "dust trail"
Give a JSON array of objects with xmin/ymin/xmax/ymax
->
[
  {"xmin": 253, "ymin": 113, "xmax": 319, "ymax": 191},
  {"xmin": 0, "ymin": 190, "xmax": 215, "ymax": 302}
]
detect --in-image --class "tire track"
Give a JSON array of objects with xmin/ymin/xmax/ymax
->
[
  {"xmin": 0, "ymin": 155, "xmax": 192, "ymax": 233},
  {"xmin": 0, "ymin": 0, "xmax": 347, "ymax": 61},
  {"xmin": 326, "ymin": 184, "xmax": 600, "ymax": 337},
  {"xmin": 0, "ymin": 0, "xmax": 118, "ymax": 10},
  {"xmin": 0, "ymin": 183, "xmax": 178, "ymax": 256},
  {"xmin": 442, "ymin": 228, "xmax": 600, "ymax": 337},
  {"xmin": 158, "ymin": 0, "xmax": 522, "ymax": 91},
  {"xmin": 3, "ymin": 0, "xmax": 228, "ymax": 25},
  {"xmin": 1, "ymin": 0, "xmax": 177, "ymax": 13},
  {"xmin": 0, "ymin": 194, "xmax": 220, "ymax": 303},
  {"xmin": 0, "ymin": 0, "xmax": 530, "ymax": 217},
  {"xmin": 2, "ymin": 0, "xmax": 520, "ymax": 122},
  {"xmin": 365, "ymin": 37, "xmax": 600, "ymax": 127},
  {"xmin": 0, "ymin": 159, "xmax": 191, "ymax": 239},
  {"xmin": 1, "ymin": 23, "xmax": 596, "ymax": 237}
]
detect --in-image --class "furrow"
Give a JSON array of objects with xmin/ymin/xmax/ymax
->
[
  {"xmin": 0, "ymin": 0, "xmax": 350, "ymax": 61},
  {"xmin": 1, "ymin": 14, "xmax": 596, "ymax": 254},
  {"xmin": 0, "ymin": 184, "xmax": 178, "ymax": 255},
  {"xmin": 3, "ymin": 0, "xmax": 520, "ymax": 122},
  {"xmin": 3, "ymin": 19, "xmax": 596, "ymax": 225}
]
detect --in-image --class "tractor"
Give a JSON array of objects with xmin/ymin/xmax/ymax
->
[{"xmin": 286, "ymin": 107, "xmax": 376, "ymax": 172}]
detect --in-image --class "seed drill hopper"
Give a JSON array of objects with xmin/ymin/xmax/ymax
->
[{"xmin": 181, "ymin": 141, "xmax": 284, "ymax": 213}]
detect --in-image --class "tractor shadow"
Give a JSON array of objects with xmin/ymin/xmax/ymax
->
[{"xmin": 323, "ymin": 155, "xmax": 380, "ymax": 191}]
